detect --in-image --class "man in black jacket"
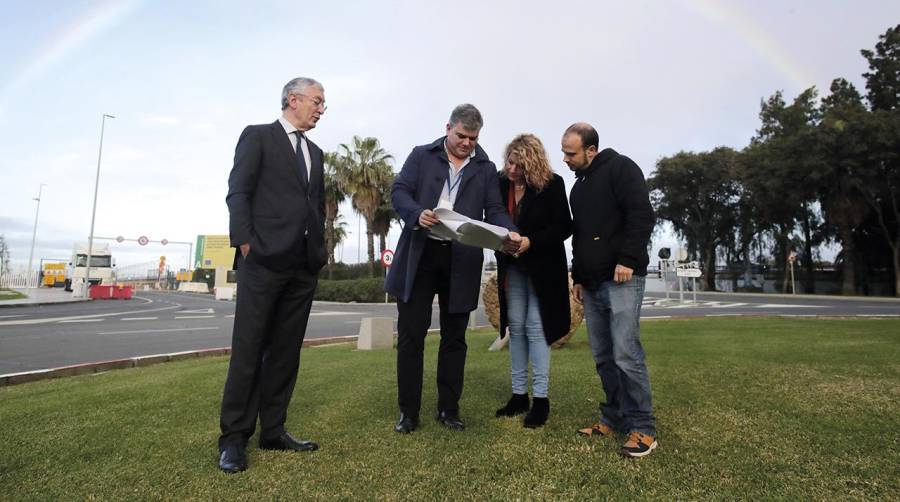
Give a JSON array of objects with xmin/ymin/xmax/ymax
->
[
  {"xmin": 562, "ymin": 123, "xmax": 658, "ymax": 458},
  {"xmin": 218, "ymin": 77, "xmax": 328, "ymax": 473}
]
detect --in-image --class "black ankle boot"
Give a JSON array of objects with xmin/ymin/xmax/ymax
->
[
  {"xmin": 495, "ymin": 393, "xmax": 530, "ymax": 417},
  {"xmin": 523, "ymin": 397, "xmax": 549, "ymax": 428}
]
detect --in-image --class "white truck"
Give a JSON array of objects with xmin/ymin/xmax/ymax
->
[{"xmin": 65, "ymin": 242, "xmax": 116, "ymax": 291}]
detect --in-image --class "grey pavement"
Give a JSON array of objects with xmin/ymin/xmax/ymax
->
[
  {"xmin": 1, "ymin": 289, "xmax": 898, "ymax": 375},
  {"xmin": 0, "ymin": 288, "xmax": 90, "ymax": 308}
]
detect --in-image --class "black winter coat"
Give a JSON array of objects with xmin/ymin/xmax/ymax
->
[
  {"xmin": 496, "ymin": 173, "xmax": 572, "ymax": 345},
  {"xmin": 569, "ymin": 148, "xmax": 654, "ymax": 289}
]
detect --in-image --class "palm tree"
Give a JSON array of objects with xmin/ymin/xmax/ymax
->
[
  {"xmin": 372, "ymin": 171, "xmax": 398, "ymax": 257},
  {"xmin": 323, "ymin": 152, "xmax": 348, "ymax": 277},
  {"xmin": 338, "ymin": 136, "xmax": 394, "ymax": 277}
]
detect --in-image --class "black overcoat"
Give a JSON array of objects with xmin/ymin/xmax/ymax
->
[{"xmin": 496, "ymin": 173, "xmax": 572, "ymax": 345}]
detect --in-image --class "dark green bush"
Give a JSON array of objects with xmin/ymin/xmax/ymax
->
[
  {"xmin": 319, "ymin": 262, "xmax": 387, "ymax": 280},
  {"xmin": 315, "ymin": 277, "xmax": 394, "ymax": 303}
]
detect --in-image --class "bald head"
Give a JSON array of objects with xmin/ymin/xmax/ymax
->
[
  {"xmin": 564, "ymin": 122, "xmax": 599, "ymax": 150},
  {"xmin": 561, "ymin": 122, "xmax": 599, "ymax": 172}
]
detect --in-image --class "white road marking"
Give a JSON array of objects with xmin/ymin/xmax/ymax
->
[
  {"xmin": 177, "ymin": 308, "xmax": 214, "ymax": 314},
  {"xmin": 0, "ymin": 304, "xmax": 182, "ymax": 326},
  {"xmin": 98, "ymin": 326, "xmax": 219, "ymax": 335},
  {"xmin": 0, "ymin": 314, "xmax": 26, "ymax": 319},
  {"xmin": 714, "ymin": 303, "xmax": 748, "ymax": 308},
  {"xmin": 121, "ymin": 317, "xmax": 158, "ymax": 321},
  {"xmin": 856, "ymin": 314, "xmax": 900, "ymax": 317},
  {"xmin": 755, "ymin": 304, "xmax": 825, "ymax": 308},
  {"xmin": 641, "ymin": 315, "xmax": 672, "ymax": 319},
  {"xmin": 58, "ymin": 319, "xmax": 104, "ymax": 323},
  {"xmin": 225, "ymin": 314, "xmax": 235, "ymax": 318},
  {"xmin": 175, "ymin": 315, "xmax": 216, "ymax": 319}
]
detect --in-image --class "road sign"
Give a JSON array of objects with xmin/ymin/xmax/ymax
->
[
  {"xmin": 161, "ymin": 238, "xmax": 169, "ymax": 246},
  {"xmin": 138, "ymin": 235, "xmax": 149, "ymax": 246},
  {"xmin": 676, "ymin": 268, "xmax": 702, "ymax": 278},
  {"xmin": 381, "ymin": 249, "xmax": 394, "ymax": 267},
  {"xmin": 115, "ymin": 235, "xmax": 124, "ymax": 243}
]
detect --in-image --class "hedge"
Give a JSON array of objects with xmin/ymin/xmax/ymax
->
[{"xmin": 314, "ymin": 277, "xmax": 394, "ymax": 303}]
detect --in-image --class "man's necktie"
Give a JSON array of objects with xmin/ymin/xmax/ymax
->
[{"xmin": 294, "ymin": 131, "xmax": 309, "ymax": 186}]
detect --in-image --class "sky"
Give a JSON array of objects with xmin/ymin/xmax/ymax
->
[{"xmin": 1, "ymin": 0, "xmax": 897, "ymax": 273}]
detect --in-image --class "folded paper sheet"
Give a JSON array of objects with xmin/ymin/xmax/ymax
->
[{"xmin": 429, "ymin": 208, "xmax": 510, "ymax": 251}]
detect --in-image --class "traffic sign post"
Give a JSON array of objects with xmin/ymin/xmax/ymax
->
[
  {"xmin": 788, "ymin": 251, "xmax": 797, "ymax": 295},
  {"xmin": 676, "ymin": 262, "xmax": 702, "ymax": 303},
  {"xmin": 381, "ymin": 249, "xmax": 394, "ymax": 303}
]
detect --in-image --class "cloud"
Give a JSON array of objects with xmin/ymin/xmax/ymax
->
[{"xmin": 142, "ymin": 115, "xmax": 181, "ymax": 126}]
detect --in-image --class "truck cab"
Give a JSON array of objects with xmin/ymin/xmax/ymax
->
[{"xmin": 65, "ymin": 243, "xmax": 116, "ymax": 291}]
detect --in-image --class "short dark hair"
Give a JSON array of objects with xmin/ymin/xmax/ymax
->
[
  {"xmin": 448, "ymin": 104, "xmax": 483, "ymax": 130},
  {"xmin": 565, "ymin": 123, "xmax": 599, "ymax": 150}
]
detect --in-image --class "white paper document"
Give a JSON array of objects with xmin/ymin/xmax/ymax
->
[{"xmin": 429, "ymin": 208, "xmax": 510, "ymax": 251}]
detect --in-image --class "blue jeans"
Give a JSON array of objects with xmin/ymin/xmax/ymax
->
[
  {"xmin": 505, "ymin": 265, "xmax": 551, "ymax": 398},
  {"xmin": 582, "ymin": 276, "xmax": 656, "ymax": 436}
]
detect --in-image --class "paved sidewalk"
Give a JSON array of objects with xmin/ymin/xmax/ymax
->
[{"xmin": 0, "ymin": 288, "xmax": 90, "ymax": 308}]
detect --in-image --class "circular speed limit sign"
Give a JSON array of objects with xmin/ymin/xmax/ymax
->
[
  {"xmin": 138, "ymin": 235, "xmax": 150, "ymax": 246},
  {"xmin": 380, "ymin": 249, "xmax": 394, "ymax": 267}
]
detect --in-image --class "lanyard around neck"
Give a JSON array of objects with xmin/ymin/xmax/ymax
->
[{"xmin": 447, "ymin": 166, "xmax": 465, "ymax": 196}]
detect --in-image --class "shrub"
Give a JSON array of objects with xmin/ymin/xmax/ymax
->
[{"xmin": 315, "ymin": 277, "xmax": 394, "ymax": 303}]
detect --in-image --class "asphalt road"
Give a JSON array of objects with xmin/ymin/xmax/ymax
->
[{"xmin": 1, "ymin": 290, "xmax": 898, "ymax": 374}]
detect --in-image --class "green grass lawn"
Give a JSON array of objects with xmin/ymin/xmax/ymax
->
[
  {"xmin": 0, "ymin": 289, "xmax": 27, "ymax": 301},
  {"xmin": 1, "ymin": 318, "xmax": 898, "ymax": 500}
]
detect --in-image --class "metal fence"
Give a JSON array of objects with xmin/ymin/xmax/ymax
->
[{"xmin": 0, "ymin": 271, "xmax": 40, "ymax": 289}]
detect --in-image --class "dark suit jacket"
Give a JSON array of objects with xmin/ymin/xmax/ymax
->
[
  {"xmin": 386, "ymin": 137, "xmax": 516, "ymax": 313},
  {"xmin": 226, "ymin": 120, "xmax": 327, "ymax": 273},
  {"xmin": 496, "ymin": 173, "xmax": 572, "ymax": 345}
]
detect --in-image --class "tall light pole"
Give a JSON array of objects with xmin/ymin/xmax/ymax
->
[
  {"xmin": 80, "ymin": 113, "xmax": 115, "ymax": 297},
  {"xmin": 27, "ymin": 183, "xmax": 47, "ymax": 285}
]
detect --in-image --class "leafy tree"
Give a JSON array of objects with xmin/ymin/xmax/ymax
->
[
  {"xmin": 743, "ymin": 88, "xmax": 822, "ymax": 292},
  {"xmin": 817, "ymin": 78, "xmax": 871, "ymax": 294},
  {"xmin": 859, "ymin": 25, "xmax": 900, "ymax": 296},
  {"xmin": 650, "ymin": 147, "xmax": 740, "ymax": 290},
  {"xmin": 861, "ymin": 24, "xmax": 900, "ymax": 111},
  {"xmin": 0, "ymin": 234, "xmax": 10, "ymax": 278},
  {"xmin": 337, "ymin": 136, "xmax": 394, "ymax": 277}
]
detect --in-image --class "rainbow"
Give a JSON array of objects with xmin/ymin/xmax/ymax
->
[
  {"xmin": 0, "ymin": 0, "xmax": 142, "ymax": 107},
  {"xmin": 682, "ymin": 0, "xmax": 813, "ymax": 90}
]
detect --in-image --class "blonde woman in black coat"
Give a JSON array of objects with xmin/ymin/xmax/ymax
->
[{"xmin": 494, "ymin": 134, "xmax": 572, "ymax": 427}]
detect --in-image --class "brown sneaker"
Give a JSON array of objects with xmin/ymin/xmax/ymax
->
[
  {"xmin": 577, "ymin": 422, "xmax": 615, "ymax": 437},
  {"xmin": 620, "ymin": 431, "xmax": 657, "ymax": 457}
]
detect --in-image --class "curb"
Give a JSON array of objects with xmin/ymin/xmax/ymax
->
[
  {"xmin": 653, "ymin": 290, "xmax": 900, "ymax": 303},
  {"xmin": 0, "ymin": 298, "xmax": 91, "ymax": 309},
  {"xmin": 0, "ymin": 335, "xmax": 359, "ymax": 388}
]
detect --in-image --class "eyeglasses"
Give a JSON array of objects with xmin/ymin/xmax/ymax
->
[{"xmin": 294, "ymin": 93, "xmax": 327, "ymax": 112}]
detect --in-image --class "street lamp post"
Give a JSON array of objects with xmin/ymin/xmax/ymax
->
[
  {"xmin": 27, "ymin": 183, "xmax": 47, "ymax": 286},
  {"xmin": 79, "ymin": 113, "xmax": 115, "ymax": 297}
]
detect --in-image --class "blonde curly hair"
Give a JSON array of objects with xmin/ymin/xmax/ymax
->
[{"xmin": 501, "ymin": 133, "xmax": 554, "ymax": 192}]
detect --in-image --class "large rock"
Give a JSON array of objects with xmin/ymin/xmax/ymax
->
[{"xmin": 481, "ymin": 272, "xmax": 583, "ymax": 348}]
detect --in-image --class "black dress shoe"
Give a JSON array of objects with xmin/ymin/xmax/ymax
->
[
  {"xmin": 436, "ymin": 411, "xmax": 465, "ymax": 431},
  {"xmin": 394, "ymin": 413, "xmax": 419, "ymax": 433},
  {"xmin": 218, "ymin": 444, "xmax": 247, "ymax": 473},
  {"xmin": 259, "ymin": 432, "xmax": 319, "ymax": 452}
]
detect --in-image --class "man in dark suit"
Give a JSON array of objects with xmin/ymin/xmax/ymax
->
[
  {"xmin": 218, "ymin": 77, "xmax": 328, "ymax": 473},
  {"xmin": 386, "ymin": 104, "xmax": 521, "ymax": 433}
]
